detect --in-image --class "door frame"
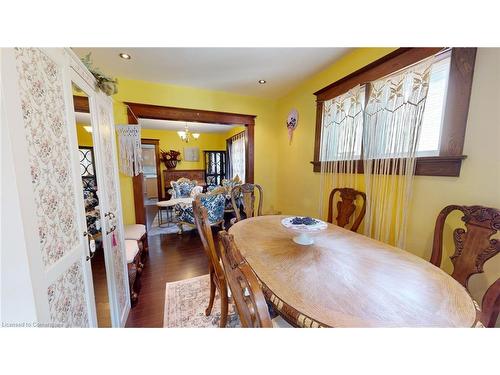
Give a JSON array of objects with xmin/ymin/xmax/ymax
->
[
  {"xmin": 69, "ymin": 69, "xmax": 122, "ymax": 327},
  {"xmin": 141, "ymin": 138, "xmax": 163, "ymax": 201},
  {"xmin": 124, "ymin": 102, "xmax": 256, "ymax": 226}
]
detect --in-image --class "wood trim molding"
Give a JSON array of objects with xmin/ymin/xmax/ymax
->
[
  {"xmin": 124, "ymin": 102, "xmax": 256, "ymax": 126},
  {"xmin": 314, "ymin": 48, "xmax": 443, "ymax": 101},
  {"xmin": 439, "ymin": 48, "xmax": 477, "ymax": 156},
  {"xmin": 312, "ymin": 47, "xmax": 477, "ymax": 177},
  {"xmin": 73, "ymin": 95, "xmax": 90, "ymax": 113},
  {"xmin": 141, "ymin": 138, "xmax": 163, "ymax": 202},
  {"xmin": 311, "ymin": 156, "xmax": 467, "ymax": 177},
  {"xmin": 126, "ymin": 102, "xmax": 256, "ymax": 225}
]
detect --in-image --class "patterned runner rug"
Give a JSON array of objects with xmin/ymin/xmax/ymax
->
[
  {"xmin": 149, "ymin": 212, "xmax": 195, "ymax": 236},
  {"xmin": 163, "ymin": 274, "xmax": 240, "ymax": 328}
]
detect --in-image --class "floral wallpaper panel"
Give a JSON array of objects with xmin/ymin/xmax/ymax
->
[
  {"xmin": 15, "ymin": 48, "xmax": 89, "ymax": 327},
  {"xmin": 14, "ymin": 48, "xmax": 79, "ymax": 268},
  {"xmin": 47, "ymin": 261, "xmax": 89, "ymax": 327}
]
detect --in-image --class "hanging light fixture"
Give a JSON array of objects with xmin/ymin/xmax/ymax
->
[{"xmin": 177, "ymin": 122, "xmax": 200, "ymax": 143}]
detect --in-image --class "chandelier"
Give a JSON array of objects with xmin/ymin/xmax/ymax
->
[{"xmin": 177, "ymin": 122, "xmax": 200, "ymax": 143}]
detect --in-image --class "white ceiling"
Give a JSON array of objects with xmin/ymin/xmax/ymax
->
[
  {"xmin": 139, "ymin": 118, "xmax": 238, "ymax": 133},
  {"xmin": 72, "ymin": 48, "xmax": 351, "ymax": 99}
]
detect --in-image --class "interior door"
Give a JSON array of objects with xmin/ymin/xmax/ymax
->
[
  {"xmin": 93, "ymin": 91, "xmax": 131, "ymax": 326},
  {"xmin": 1, "ymin": 48, "xmax": 97, "ymax": 326}
]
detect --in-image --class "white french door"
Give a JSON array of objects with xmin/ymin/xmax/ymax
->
[
  {"xmin": 92, "ymin": 92, "xmax": 131, "ymax": 326},
  {"xmin": 2, "ymin": 47, "xmax": 130, "ymax": 327},
  {"xmin": 2, "ymin": 48, "xmax": 96, "ymax": 326}
]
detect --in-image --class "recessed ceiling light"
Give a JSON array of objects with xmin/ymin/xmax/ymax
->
[
  {"xmin": 119, "ymin": 53, "xmax": 131, "ymax": 60},
  {"xmin": 258, "ymin": 79, "xmax": 266, "ymax": 84}
]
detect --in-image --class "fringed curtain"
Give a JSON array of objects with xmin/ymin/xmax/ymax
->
[
  {"xmin": 319, "ymin": 85, "xmax": 365, "ymax": 218},
  {"xmin": 363, "ymin": 58, "xmax": 433, "ymax": 248},
  {"xmin": 116, "ymin": 124, "xmax": 142, "ymax": 176}
]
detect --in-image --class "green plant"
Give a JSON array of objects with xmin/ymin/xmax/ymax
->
[{"xmin": 80, "ymin": 53, "xmax": 118, "ymax": 96}]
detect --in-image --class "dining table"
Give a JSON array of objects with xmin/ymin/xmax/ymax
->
[{"xmin": 228, "ymin": 215, "xmax": 482, "ymax": 328}]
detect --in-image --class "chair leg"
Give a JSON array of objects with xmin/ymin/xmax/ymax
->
[
  {"xmin": 167, "ymin": 207, "xmax": 173, "ymax": 227},
  {"xmin": 205, "ymin": 272, "xmax": 216, "ymax": 316},
  {"xmin": 219, "ymin": 286, "xmax": 228, "ymax": 328}
]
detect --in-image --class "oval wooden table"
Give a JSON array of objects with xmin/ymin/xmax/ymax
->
[{"xmin": 228, "ymin": 215, "xmax": 481, "ymax": 328}]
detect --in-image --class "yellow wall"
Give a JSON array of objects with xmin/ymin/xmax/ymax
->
[
  {"xmin": 223, "ymin": 125, "xmax": 246, "ymax": 140},
  {"xmin": 275, "ymin": 48, "xmax": 397, "ymax": 217},
  {"xmin": 274, "ymin": 47, "xmax": 500, "ymax": 311},
  {"xmin": 111, "ymin": 48, "xmax": 499, "ymax": 312},
  {"xmin": 112, "ymin": 79, "xmax": 279, "ymax": 225},
  {"xmin": 141, "ymin": 128, "xmax": 228, "ymax": 171},
  {"xmin": 76, "ymin": 123, "xmax": 93, "ymax": 146}
]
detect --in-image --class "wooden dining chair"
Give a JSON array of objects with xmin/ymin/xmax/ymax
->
[
  {"xmin": 327, "ymin": 187, "xmax": 366, "ymax": 232},
  {"xmin": 218, "ymin": 230, "xmax": 273, "ymax": 327},
  {"xmin": 192, "ymin": 196, "xmax": 229, "ymax": 328},
  {"xmin": 230, "ymin": 183, "xmax": 264, "ymax": 223},
  {"xmin": 430, "ymin": 205, "xmax": 500, "ymax": 327}
]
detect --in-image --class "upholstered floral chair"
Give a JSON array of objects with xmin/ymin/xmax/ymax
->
[
  {"xmin": 174, "ymin": 192, "xmax": 226, "ymax": 234},
  {"xmin": 169, "ymin": 177, "xmax": 202, "ymax": 199},
  {"xmin": 207, "ymin": 175, "xmax": 243, "ymax": 212}
]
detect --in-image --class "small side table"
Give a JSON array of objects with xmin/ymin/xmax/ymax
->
[{"xmin": 156, "ymin": 198, "xmax": 193, "ymax": 227}]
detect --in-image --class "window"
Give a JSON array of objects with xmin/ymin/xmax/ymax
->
[
  {"xmin": 205, "ymin": 151, "xmax": 226, "ymax": 186},
  {"xmin": 417, "ymin": 56, "xmax": 451, "ymax": 156},
  {"xmin": 227, "ymin": 131, "xmax": 246, "ymax": 182},
  {"xmin": 312, "ymin": 48, "xmax": 476, "ymax": 177},
  {"xmin": 320, "ymin": 85, "xmax": 365, "ymax": 162}
]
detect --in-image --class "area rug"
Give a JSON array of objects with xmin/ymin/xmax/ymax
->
[
  {"xmin": 149, "ymin": 212, "xmax": 195, "ymax": 236},
  {"xmin": 163, "ymin": 274, "xmax": 241, "ymax": 328}
]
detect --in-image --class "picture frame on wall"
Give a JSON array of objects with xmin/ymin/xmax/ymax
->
[{"xmin": 184, "ymin": 147, "xmax": 200, "ymax": 162}]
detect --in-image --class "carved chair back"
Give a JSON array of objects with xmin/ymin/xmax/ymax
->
[
  {"xmin": 481, "ymin": 278, "xmax": 500, "ymax": 328},
  {"xmin": 431, "ymin": 205, "xmax": 500, "ymax": 327},
  {"xmin": 327, "ymin": 188, "xmax": 366, "ymax": 232},
  {"xmin": 192, "ymin": 196, "xmax": 226, "ymax": 294},
  {"xmin": 218, "ymin": 231, "xmax": 272, "ymax": 328},
  {"xmin": 230, "ymin": 183, "xmax": 264, "ymax": 222}
]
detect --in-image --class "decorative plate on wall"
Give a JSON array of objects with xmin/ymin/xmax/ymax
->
[{"xmin": 286, "ymin": 108, "xmax": 298, "ymax": 144}]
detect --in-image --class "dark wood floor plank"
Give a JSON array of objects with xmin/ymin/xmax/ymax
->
[{"xmin": 125, "ymin": 204, "xmax": 209, "ymax": 328}]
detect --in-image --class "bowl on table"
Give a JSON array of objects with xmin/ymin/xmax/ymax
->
[{"xmin": 281, "ymin": 216, "xmax": 328, "ymax": 245}]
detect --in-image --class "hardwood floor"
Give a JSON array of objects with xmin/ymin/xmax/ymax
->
[
  {"xmin": 91, "ymin": 244, "xmax": 112, "ymax": 327},
  {"xmin": 125, "ymin": 204, "xmax": 209, "ymax": 328}
]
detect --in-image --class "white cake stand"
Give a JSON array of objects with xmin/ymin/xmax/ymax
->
[{"xmin": 281, "ymin": 217, "xmax": 328, "ymax": 245}]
